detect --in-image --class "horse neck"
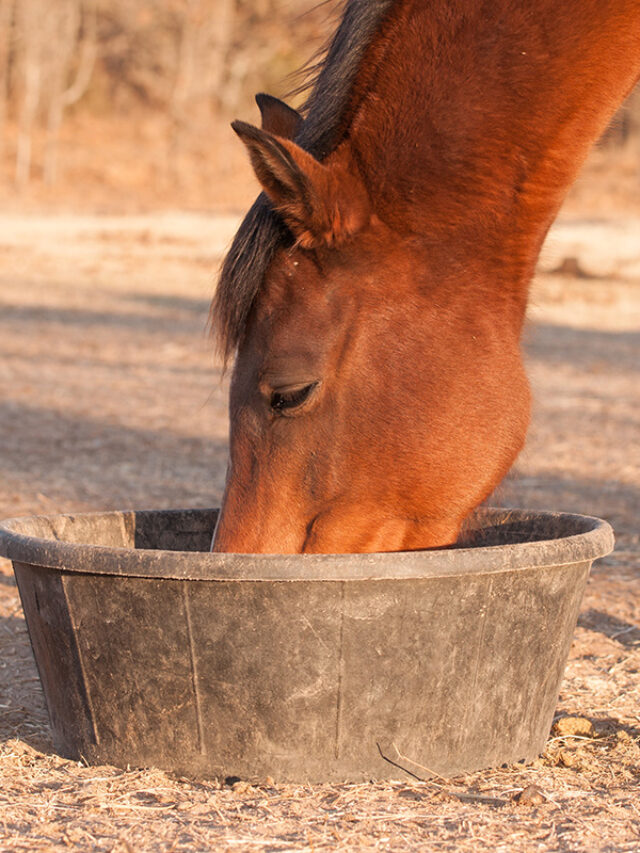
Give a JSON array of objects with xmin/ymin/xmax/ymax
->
[{"xmin": 346, "ymin": 0, "xmax": 640, "ymax": 324}]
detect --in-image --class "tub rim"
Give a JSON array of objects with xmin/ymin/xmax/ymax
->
[{"xmin": 0, "ymin": 507, "xmax": 614, "ymax": 582}]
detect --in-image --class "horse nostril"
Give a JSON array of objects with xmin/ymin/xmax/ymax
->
[{"xmin": 270, "ymin": 381, "xmax": 319, "ymax": 413}]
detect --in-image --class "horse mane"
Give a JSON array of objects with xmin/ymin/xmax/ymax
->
[{"xmin": 211, "ymin": 0, "xmax": 396, "ymax": 363}]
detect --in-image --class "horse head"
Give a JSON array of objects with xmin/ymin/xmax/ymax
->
[{"xmin": 211, "ymin": 105, "xmax": 531, "ymax": 553}]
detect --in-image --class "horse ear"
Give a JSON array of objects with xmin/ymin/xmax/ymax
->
[
  {"xmin": 231, "ymin": 120, "xmax": 369, "ymax": 248},
  {"xmin": 255, "ymin": 93, "xmax": 302, "ymax": 140}
]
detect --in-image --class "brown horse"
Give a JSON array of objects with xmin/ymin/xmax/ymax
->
[{"xmin": 211, "ymin": 0, "xmax": 640, "ymax": 554}]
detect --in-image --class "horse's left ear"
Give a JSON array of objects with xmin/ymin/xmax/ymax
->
[
  {"xmin": 255, "ymin": 93, "xmax": 303, "ymax": 139},
  {"xmin": 231, "ymin": 120, "xmax": 370, "ymax": 248}
]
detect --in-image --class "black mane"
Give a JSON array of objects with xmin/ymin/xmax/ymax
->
[{"xmin": 211, "ymin": 0, "xmax": 396, "ymax": 362}]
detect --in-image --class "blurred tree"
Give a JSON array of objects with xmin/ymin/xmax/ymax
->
[
  {"xmin": 167, "ymin": 0, "xmax": 237, "ymax": 177},
  {"xmin": 0, "ymin": 0, "xmax": 14, "ymax": 161},
  {"xmin": 44, "ymin": 0, "xmax": 97, "ymax": 184},
  {"xmin": 14, "ymin": 0, "xmax": 45, "ymax": 185},
  {"xmin": 1, "ymin": 0, "xmax": 329, "ymax": 188},
  {"xmin": 12, "ymin": 0, "xmax": 96, "ymax": 185}
]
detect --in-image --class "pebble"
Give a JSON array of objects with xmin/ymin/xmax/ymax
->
[
  {"xmin": 514, "ymin": 784, "xmax": 546, "ymax": 806},
  {"xmin": 552, "ymin": 716, "xmax": 595, "ymax": 738}
]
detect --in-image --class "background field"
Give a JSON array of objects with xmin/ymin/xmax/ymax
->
[{"xmin": 1, "ymin": 0, "xmax": 639, "ymax": 850}]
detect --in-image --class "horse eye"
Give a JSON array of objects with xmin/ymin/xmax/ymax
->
[{"xmin": 270, "ymin": 382, "xmax": 318, "ymax": 413}]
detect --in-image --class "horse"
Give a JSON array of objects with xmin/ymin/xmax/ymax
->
[{"xmin": 210, "ymin": 0, "xmax": 640, "ymax": 554}]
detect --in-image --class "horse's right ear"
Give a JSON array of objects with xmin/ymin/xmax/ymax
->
[
  {"xmin": 255, "ymin": 93, "xmax": 302, "ymax": 140},
  {"xmin": 231, "ymin": 120, "xmax": 370, "ymax": 249}
]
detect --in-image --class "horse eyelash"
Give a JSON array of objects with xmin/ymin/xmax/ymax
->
[{"xmin": 270, "ymin": 382, "xmax": 318, "ymax": 413}]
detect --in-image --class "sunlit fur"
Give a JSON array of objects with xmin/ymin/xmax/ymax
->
[{"xmin": 212, "ymin": 0, "xmax": 640, "ymax": 554}]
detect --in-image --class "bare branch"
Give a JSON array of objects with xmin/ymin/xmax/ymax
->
[{"xmin": 61, "ymin": 0, "xmax": 97, "ymax": 108}]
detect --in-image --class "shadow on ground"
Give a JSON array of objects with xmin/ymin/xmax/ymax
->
[
  {"xmin": 0, "ymin": 301, "xmax": 211, "ymax": 337},
  {"xmin": 0, "ymin": 612, "xmax": 51, "ymax": 750},
  {"xmin": 0, "ymin": 399, "xmax": 229, "ymax": 513},
  {"xmin": 578, "ymin": 610, "xmax": 640, "ymax": 647},
  {"xmin": 524, "ymin": 322, "xmax": 640, "ymax": 372}
]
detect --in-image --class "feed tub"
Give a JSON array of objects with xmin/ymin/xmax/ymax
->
[{"xmin": 0, "ymin": 507, "xmax": 613, "ymax": 782}]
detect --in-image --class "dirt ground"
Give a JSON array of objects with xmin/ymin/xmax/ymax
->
[{"xmin": 0, "ymin": 210, "xmax": 639, "ymax": 851}]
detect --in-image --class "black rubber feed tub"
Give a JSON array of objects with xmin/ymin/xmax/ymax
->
[{"xmin": 0, "ymin": 507, "xmax": 613, "ymax": 783}]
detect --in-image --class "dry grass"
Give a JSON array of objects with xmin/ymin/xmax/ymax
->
[
  {"xmin": 1, "ymin": 724, "xmax": 640, "ymax": 851},
  {"xmin": 0, "ymin": 209, "xmax": 639, "ymax": 851}
]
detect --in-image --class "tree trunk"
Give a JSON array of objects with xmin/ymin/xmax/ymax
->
[
  {"xmin": 15, "ymin": 53, "xmax": 40, "ymax": 186},
  {"xmin": 44, "ymin": 0, "xmax": 96, "ymax": 186},
  {"xmin": 0, "ymin": 0, "xmax": 15, "ymax": 161}
]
